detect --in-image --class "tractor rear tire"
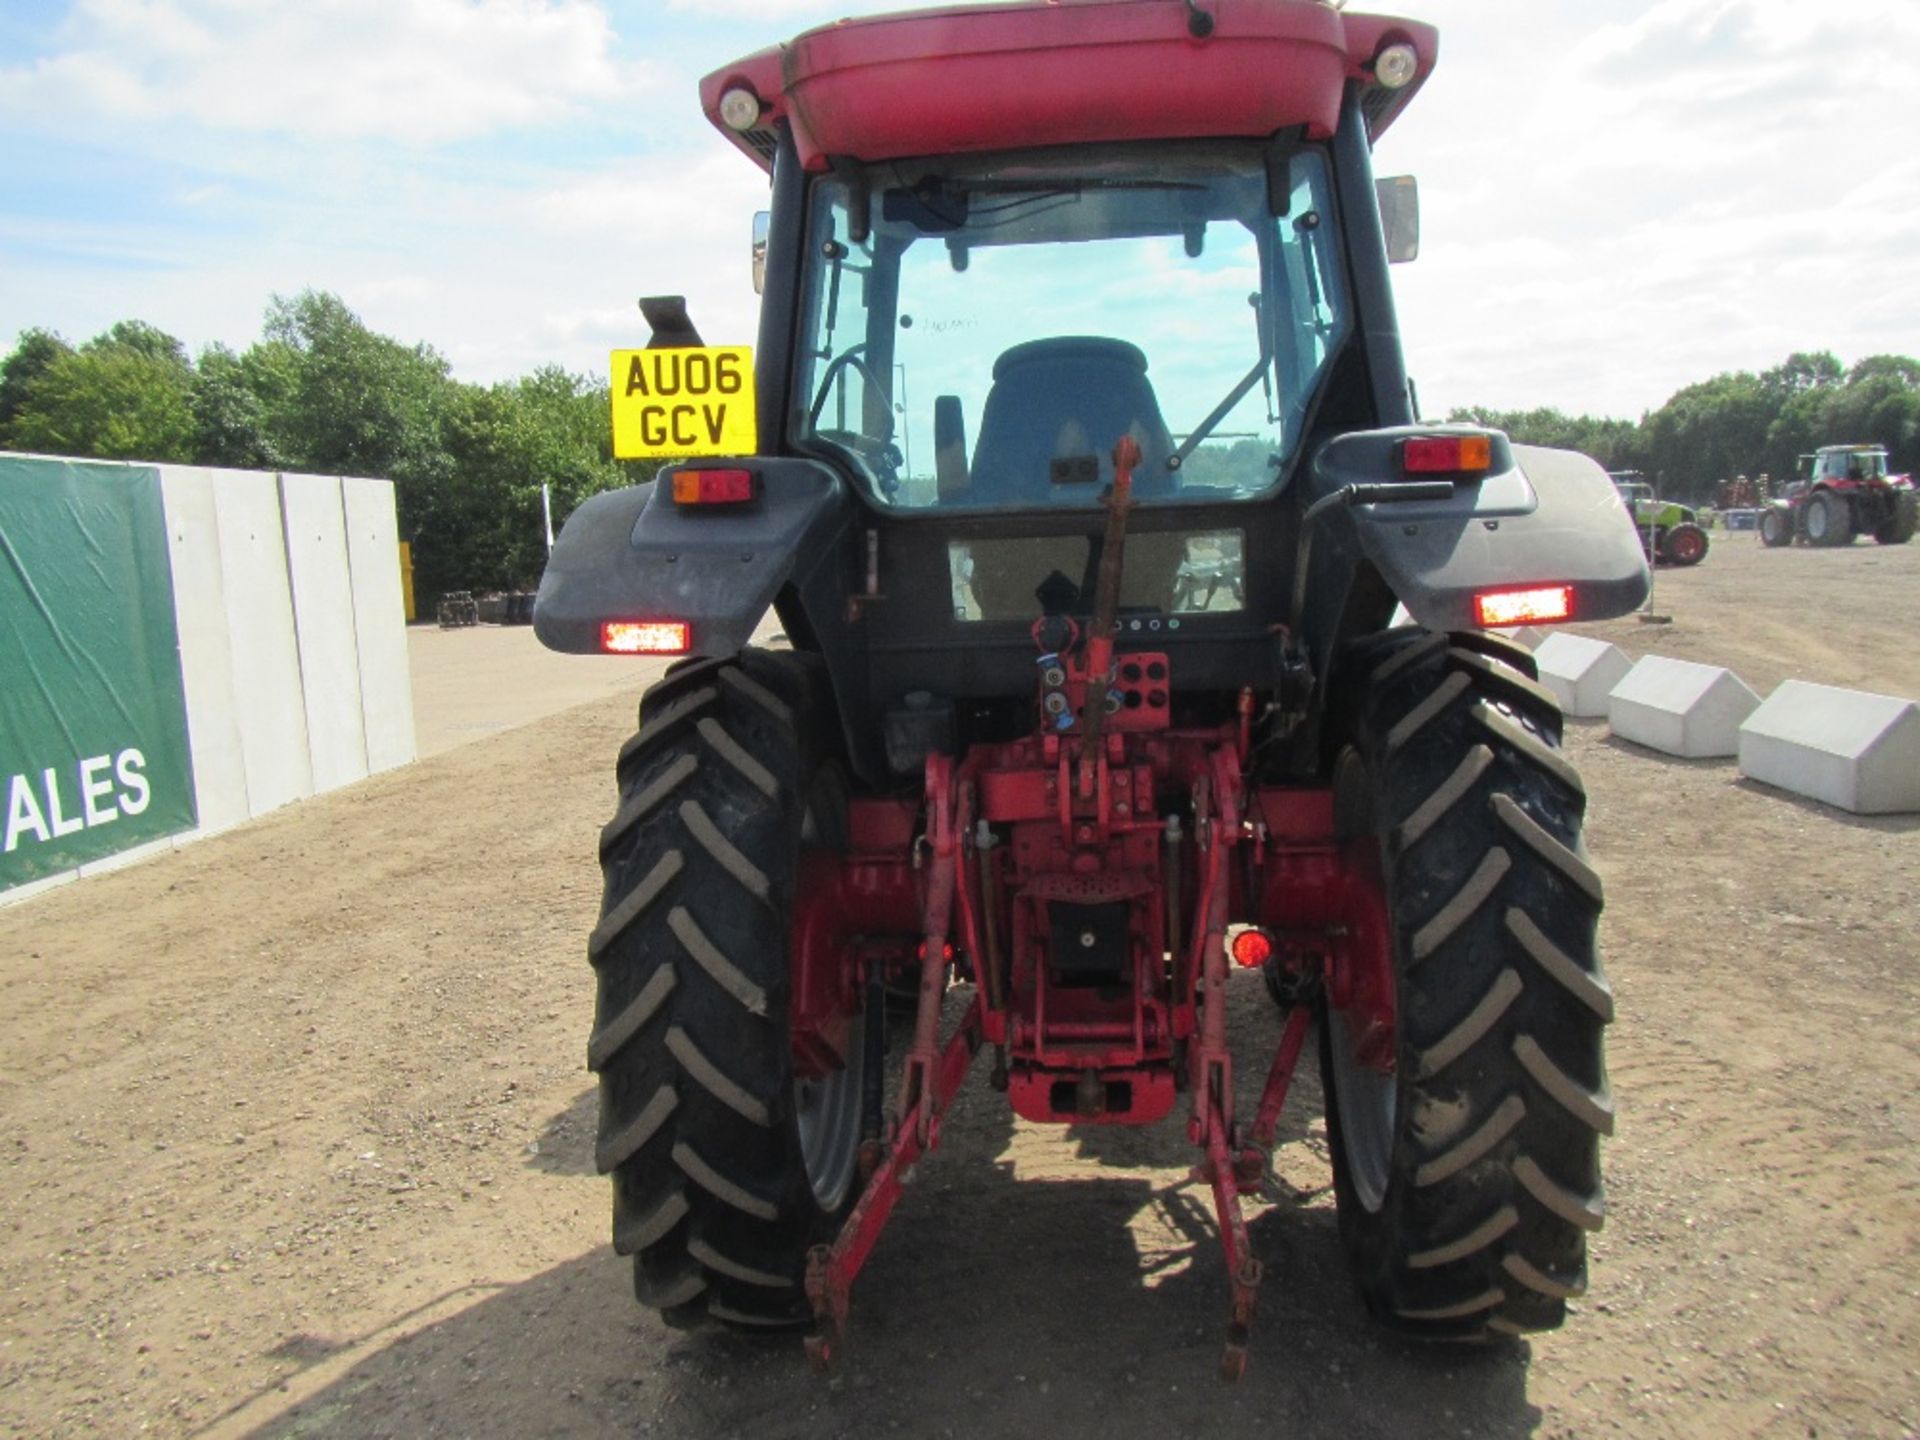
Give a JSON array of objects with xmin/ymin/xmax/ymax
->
[
  {"xmin": 1805, "ymin": 490, "xmax": 1854, "ymax": 546},
  {"xmin": 1660, "ymin": 522, "xmax": 1708, "ymax": 567},
  {"xmin": 1875, "ymin": 491, "xmax": 1917, "ymax": 545},
  {"xmin": 589, "ymin": 648, "xmax": 861, "ymax": 1330},
  {"xmin": 1758, "ymin": 507, "xmax": 1793, "ymax": 548},
  {"xmin": 1319, "ymin": 628, "xmax": 1613, "ymax": 1340}
]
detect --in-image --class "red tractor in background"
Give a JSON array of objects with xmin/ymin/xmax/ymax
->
[
  {"xmin": 537, "ymin": 0, "xmax": 1649, "ymax": 1380},
  {"xmin": 1759, "ymin": 444, "xmax": 1918, "ymax": 547}
]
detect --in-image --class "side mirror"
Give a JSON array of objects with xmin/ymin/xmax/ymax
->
[
  {"xmin": 751, "ymin": 210, "xmax": 769, "ymax": 294},
  {"xmin": 1376, "ymin": 175, "xmax": 1419, "ymax": 263}
]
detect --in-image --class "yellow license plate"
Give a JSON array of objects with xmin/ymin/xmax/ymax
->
[{"xmin": 609, "ymin": 347, "xmax": 756, "ymax": 459}]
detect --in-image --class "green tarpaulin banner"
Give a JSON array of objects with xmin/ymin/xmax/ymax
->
[{"xmin": 1, "ymin": 457, "xmax": 197, "ymax": 889}]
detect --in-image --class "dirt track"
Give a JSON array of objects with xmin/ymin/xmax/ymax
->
[{"xmin": 1, "ymin": 538, "xmax": 1916, "ymax": 1439}]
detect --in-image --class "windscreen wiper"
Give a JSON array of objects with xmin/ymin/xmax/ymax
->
[{"xmin": 1168, "ymin": 294, "xmax": 1273, "ymax": 470}]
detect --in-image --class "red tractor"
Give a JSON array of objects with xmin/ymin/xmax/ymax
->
[
  {"xmin": 1759, "ymin": 444, "xmax": 1918, "ymax": 547},
  {"xmin": 537, "ymin": 0, "xmax": 1649, "ymax": 1379}
]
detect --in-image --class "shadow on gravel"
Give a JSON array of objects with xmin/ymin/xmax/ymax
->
[
  {"xmin": 1598, "ymin": 735, "xmax": 1735, "ymax": 770},
  {"xmin": 249, "ymin": 1147, "xmax": 1539, "ymax": 1439},
  {"xmin": 1730, "ymin": 775, "xmax": 1920, "ymax": 833},
  {"xmin": 527, "ymin": 1087, "xmax": 599, "ymax": 1177}
]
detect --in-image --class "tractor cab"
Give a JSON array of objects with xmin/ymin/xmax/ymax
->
[{"xmin": 1809, "ymin": 445, "xmax": 1890, "ymax": 485}]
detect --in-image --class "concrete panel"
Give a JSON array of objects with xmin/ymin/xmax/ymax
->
[
  {"xmin": 280, "ymin": 473, "xmax": 369, "ymax": 794},
  {"xmin": 0, "ymin": 867, "xmax": 80, "ymax": 907},
  {"xmin": 211, "ymin": 471, "xmax": 313, "ymax": 814},
  {"xmin": 341, "ymin": 477, "xmax": 417, "ymax": 775},
  {"xmin": 76, "ymin": 835, "xmax": 177, "ymax": 878},
  {"xmin": 1608, "ymin": 656, "xmax": 1761, "ymax": 759},
  {"xmin": 1511, "ymin": 626, "xmax": 1552, "ymax": 650},
  {"xmin": 1532, "ymin": 633, "xmax": 1634, "ymax": 718},
  {"xmin": 1738, "ymin": 681, "xmax": 1920, "ymax": 815},
  {"xmin": 157, "ymin": 466, "xmax": 251, "ymax": 833}
]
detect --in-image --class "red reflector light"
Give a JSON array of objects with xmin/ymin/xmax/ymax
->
[
  {"xmin": 601, "ymin": 620, "xmax": 691, "ymax": 655},
  {"xmin": 1229, "ymin": 928, "xmax": 1274, "ymax": 969},
  {"xmin": 1404, "ymin": 435, "xmax": 1493, "ymax": 474},
  {"xmin": 1473, "ymin": 585, "xmax": 1573, "ymax": 628},
  {"xmin": 671, "ymin": 468, "xmax": 754, "ymax": 505}
]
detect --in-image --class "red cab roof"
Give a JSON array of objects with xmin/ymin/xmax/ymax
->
[{"xmin": 699, "ymin": 0, "xmax": 1437, "ymax": 173}]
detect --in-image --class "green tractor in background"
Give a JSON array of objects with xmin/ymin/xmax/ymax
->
[{"xmin": 1610, "ymin": 471, "xmax": 1709, "ymax": 567}]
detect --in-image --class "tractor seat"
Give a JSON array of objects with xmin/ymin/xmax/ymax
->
[{"xmin": 965, "ymin": 337, "xmax": 1176, "ymax": 506}]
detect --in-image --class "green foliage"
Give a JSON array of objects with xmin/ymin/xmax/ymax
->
[
  {"xmin": 0, "ymin": 293, "xmax": 652, "ymax": 606},
  {"xmin": 1455, "ymin": 347, "xmax": 1920, "ymax": 502},
  {"xmin": 6, "ymin": 297, "xmax": 1914, "ymax": 599},
  {"xmin": 191, "ymin": 343, "xmax": 285, "ymax": 470},
  {"xmin": 0, "ymin": 328, "xmax": 73, "ymax": 437},
  {"xmin": 6, "ymin": 323, "xmax": 197, "ymax": 462},
  {"xmin": 1444, "ymin": 405, "xmax": 1643, "ymax": 472}
]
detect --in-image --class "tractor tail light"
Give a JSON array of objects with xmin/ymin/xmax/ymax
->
[
  {"xmin": 671, "ymin": 468, "xmax": 756, "ymax": 505},
  {"xmin": 1229, "ymin": 927, "xmax": 1275, "ymax": 969},
  {"xmin": 601, "ymin": 620, "xmax": 691, "ymax": 655},
  {"xmin": 1473, "ymin": 585, "xmax": 1573, "ymax": 628},
  {"xmin": 1403, "ymin": 435, "xmax": 1493, "ymax": 474}
]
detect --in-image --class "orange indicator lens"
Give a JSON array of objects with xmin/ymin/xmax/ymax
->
[
  {"xmin": 1404, "ymin": 435, "xmax": 1493, "ymax": 473},
  {"xmin": 1473, "ymin": 585, "xmax": 1573, "ymax": 628},
  {"xmin": 671, "ymin": 468, "xmax": 754, "ymax": 504},
  {"xmin": 601, "ymin": 620, "xmax": 691, "ymax": 655}
]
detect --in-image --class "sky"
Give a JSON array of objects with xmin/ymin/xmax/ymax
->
[{"xmin": 1, "ymin": 0, "xmax": 1916, "ymax": 421}]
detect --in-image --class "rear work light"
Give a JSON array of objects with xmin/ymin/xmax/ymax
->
[
  {"xmin": 601, "ymin": 620, "xmax": 691, "ymax": 655},
  {"xmin": 1474, "ymin": 585, "xmax": 1573, "ymax": 628},
  {"xmin": 671, "ymin": 468, "xmax": 755, "ymax": 505},
  {"xmin": 1403, "ymin": 435, "xmax": 1493, "ymax": 474}
]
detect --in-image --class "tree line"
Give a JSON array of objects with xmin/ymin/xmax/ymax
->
[
  {"xmin": 0, "ymin": 291, "xmax": 652, "ymax": 608},
  {"xmin": 5, "ymin": 301, "xmax": 1917, "ymax": 601},
  {"xmin": 1449, "ymin": 351, "xmax": 1920, "ymax": 503}
]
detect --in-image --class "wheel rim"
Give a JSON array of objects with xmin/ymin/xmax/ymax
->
[
  {"xmin": 1328, "ymin": 1008, "xmax": 1396, "ymax": 1213},
  {"xmin": 1328, "ymin": 750, "xmax": 1399, "ymax": 1216},
  {"xmin": 1808, "ymin": 500, "xmax": 1829, "ymax": 540},
  {"xmin": 793, "ymin": 780, "xmax": 864, "ymax": 1214},
  {"xmin": 795, "ymin": 1036, "xmax": 863, "ymax": 1211}
]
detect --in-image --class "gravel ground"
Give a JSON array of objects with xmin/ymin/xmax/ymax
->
[{"xmin": 0, "ymin": 537, "xmax": 1914, "ymax": 1439}]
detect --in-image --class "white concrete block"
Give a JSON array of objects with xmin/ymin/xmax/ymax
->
[
  {"xmin": 1607, "ymin": 656, "xmax": 1761, "ymax": 759},
  {"xmin": 211, "ymin": 470, "xmax": 313, "ymax": 815},
  {"xmin": 1532, "ymin": 633, "xmax": 1634, "ymax": 718},
  {"xmin": 76, "ymin": 835, "xmax": 178, "ymax": 878},
  {"xmin": 280, "ymin": 473, "xmax": 369, "ymax": 794},
  {"xmin": 0, "ymin": 867, "xmax": 79, "ymax": 906},
  {"xmin": 158, "ymin": 466, "xmax": 252, "ymax": 833},
  {"xmin": 1510, "ymin": 626, "xmax": 1551, "ymax": 650},
  {"xmin": 1738, "ymin": 681, "xmax": 1920, "ymax": 815},
  {"xmin": 340, "ymin": 477, "xmax": 416, "ymax": 776}
]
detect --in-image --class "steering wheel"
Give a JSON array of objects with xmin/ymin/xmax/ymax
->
[
  {"xmin": 808, "ymin": 346, "xmax": 901, "ymax": 494},
  {"xmin": 816, "ymin": 428, "xmax": 905, "ymax": 497},
  {"xmin": 807, "ymin": 346, "xmax": 894, "ymax": 445}
]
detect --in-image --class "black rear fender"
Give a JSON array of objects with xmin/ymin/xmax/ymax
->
[
  {"xmin": 1305, "ymin": 429, "xmax": 1650, "ymax": 637},
  {"xmin": 534, "ymin": 459, "xmax": 857, "ymax": 658}
]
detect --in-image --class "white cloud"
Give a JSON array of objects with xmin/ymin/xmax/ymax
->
[
  {"xmin": 1379, "ymin": 0, "xmax": 1920, "ymax": 416},
  {"xmin": 5, "ymin": 0, "xmax": 1919, "ymax": 427},
  {"xmin": 0, "ymin": 0, "xmax": 646, "ymax": 144}
]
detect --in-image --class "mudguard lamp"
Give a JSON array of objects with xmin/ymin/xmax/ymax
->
[
  {"xmin": 672, "ymin": 468, "xmax": 755, "ymax": 505},
  {"xmin": 601, "ymin": 620, "xmax": 692, "ymax": 655},
  {"xmin": 1403, "ymin": 435, "xmax": 1492, "ymax": 474},
  {"xmin": 1473, "ymin": 585, "xmax": 1574, "ymax": 628}
]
